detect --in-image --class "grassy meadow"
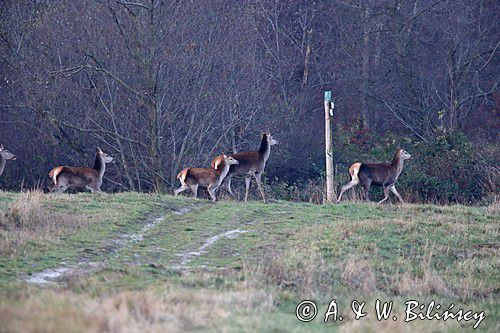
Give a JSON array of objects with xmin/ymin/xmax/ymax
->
[{"xmin": 0, "ymin": 191, "xmax": 498, "ymax": 332}]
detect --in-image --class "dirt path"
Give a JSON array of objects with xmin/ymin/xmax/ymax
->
[
  {"xmin": 25, "ymin": 208, "xmax": 192, "ymax": 286},
  {"xmin": 24, "ymin": 204, "xmax": 249, "ymax": 285}
]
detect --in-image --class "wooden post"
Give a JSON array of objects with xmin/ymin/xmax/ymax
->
[{"xmin": 324, "ymin": 91, "xmax": 335, "ymax": 203}]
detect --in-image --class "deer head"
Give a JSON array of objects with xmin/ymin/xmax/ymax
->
[
  {"xmin": 222, "ymin": 153, "xmax": 239, "ymax": 166},
  {"xmin": 398, "ymin": 148, "xmax": 412, "ymax": 160},
  {"xmin": 0, "ymin": 144, "xmax": 16, "ymax": 160},
  {"xmin": 265, "ymin": 131, "xmax": 278, "ymax": 145},
  {"xmin": 96, "ymin": 147, "xmax": 114, "ymax": 163}
]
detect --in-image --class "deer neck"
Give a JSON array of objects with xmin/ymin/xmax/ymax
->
[
  {"xmin": 93, "ymin": 154, "xmax": 106, "ymax": 180},
  {"xmin": 215, "ymin": 161, "xmax": 232, "ymax": 184},
  {"xmin": 0, "ymin": 155, "xmax": 5, "ymax": 176},
  {"xmin": 258, "ymin": 136, "xmax": 271, "ymax": 162},
  {"xmin": 391, "ymin": 153, "xmax": 405, "ymax": 178}
]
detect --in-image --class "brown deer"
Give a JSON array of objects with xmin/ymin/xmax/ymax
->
[
  {"xmin": 337, "ymin": 148, "xmax": 412, "ymax": 204},
  {"xmin": 211, "ymin": 132, "xmax": 278, "ymax": 202},
  {"xmin": 0, "ymin": 144, "xmax": 16, "ymax": 176},
  {"xmin": 49, "ymin": 147, "xmax": 114, "ymax": 193},
  {"xmin": 174, "ymin": 153, "xmax": 239, "ymax": 202}
]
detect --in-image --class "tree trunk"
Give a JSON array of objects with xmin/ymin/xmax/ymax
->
[{"xmin": 361, "ymin": 4, "xmax": 371, "ymax": 130}]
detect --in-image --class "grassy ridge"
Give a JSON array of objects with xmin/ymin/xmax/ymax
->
[{"xmin": 0, "ymin": 191, "xmax": 498, "ymax": 332}]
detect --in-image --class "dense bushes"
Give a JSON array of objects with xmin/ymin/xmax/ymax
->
[
  {"xmin": 267, "ymin": 126, "xmax": 498, "ymax": 205},
  {"xmin": 400, "ymin": 133, "xmax": 498, "ymax": 204}
]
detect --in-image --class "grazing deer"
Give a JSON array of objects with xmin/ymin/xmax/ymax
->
[
  {"xmin": 49, "ymin": 147, "xmax": 114, "ymax": 193},
  {"xmin": 211, "ymin": 132, "xmax": 278, "ymax": 202},
  {"xmin": 174, "ymin": 153, "xmax": 239, "ymax": 202},
  {"xmin": 0, "ymin": 144, "xmax": 16, "ymax": 176},
  {"xmin": 337, "ymin": 148, "xmax": 412, "ymax": 204}
]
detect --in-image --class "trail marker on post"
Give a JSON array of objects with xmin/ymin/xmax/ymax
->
[{"xmin": 324, "ymin": 91, "xmax": 335, "ymax": 203}]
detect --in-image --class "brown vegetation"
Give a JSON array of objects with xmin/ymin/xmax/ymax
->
[
  {"xmin": 0, "ymin": 191, "xmax": 85, "ymax": 255},
  {"xmin": 0, "ymin": 1, "xmax": 497, "ymax": 202},
  {"xmin": 0, "ymin": 282, "xmax": 272, "ymax": 333}
]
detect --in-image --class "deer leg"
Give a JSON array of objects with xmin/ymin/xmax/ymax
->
[
  {"xmin": 226, "ymin": 177, "xmax": 235, "ymax": 196},
  {"xmin": 254, "ymin": 172, "xmax": 267, "ymax": 203},
  {"xmin": 57, "ymin": 185, "xmax": 69, "ymax": 193},
  {"xmin": 174, "ymin": 185, "xmax": 189, "ymax": 196},
  {"xmin": 54, "ymin": 179, "xmax": 69, "ymax": 193},
  {"xmin": 390, "ymin": 185, "xmax": 404, "ymax": 203},
  {"xmin": 207, "ymin": 185, "xmax": 217, "ymax": 202},
  {"xmin": 54, "ymin": 181, "xmax": 69, "ymax": 193},
  {"xmin": 189, "ymin": 184, "xmax": 198, "ymax": 198},
  {"xmin": 378, "ymin": 185, "xmax": 391, "ymax": 204},
  {"xmin": 363, "ymin": 182, "xmax": 371, "ymax": 201},
  {"xmin": 337, "ymin": 179, "xmax": 359, "ymax": 203},
  {"xmin": 86, "ymin": 185, "xmax": 102, "ymax": 193},
  {"xmin": 243, "ymin": 176, "xmax": 251, "ymax": 201}
]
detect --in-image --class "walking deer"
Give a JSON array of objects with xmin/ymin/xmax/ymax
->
[
  {"xmin": 0, "ymin": 144, "xmax": 16, "ymax": 176},
  {"xmin": 49, "ymin": 147, "xmax": 114, "ymax": 193},
  {"xmin": 174, "ymin": 153, "xmax": 239, "ymax": 202},
  {"xmin": 211, "ymin": 132, "xmax": 278, "ymax": 202},
  {"xmin": 337, "ymin": 148, "xmax": 412, "ymax": 204}
]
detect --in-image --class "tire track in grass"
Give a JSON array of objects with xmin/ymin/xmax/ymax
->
[
  {"xmin": 169, "ymin": 229, "xmax": 247, "ymax": 270},
  {"xmin": 24, "ymin": 207, "xmax": 192, "ymax": 286}
]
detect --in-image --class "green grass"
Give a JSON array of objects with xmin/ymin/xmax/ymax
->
[{"xmin": 0, "ymin": 191, "xmax": 498, "ymax": 332}]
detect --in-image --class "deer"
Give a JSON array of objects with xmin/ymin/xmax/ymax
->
[
  {"xmin": 337, "ymin": 148, "xmax": 412, "ymax": 204},
  {"xmin": 49, "ymin": 147, "xmax": 114, "ymax": 193},
  {"xmin": 210, "ymin": 132, "xmax": 278, "ymax": 203},
  {"xmin": 174, "ymin": 153, "xmax": 239, "ymax": 202},
  {"xmin": 0, "ymin": 144, "xmax": 16, "ymax": 176}
]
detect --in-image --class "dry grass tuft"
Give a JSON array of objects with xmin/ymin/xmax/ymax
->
[
  {"xmin": 342, "ymin": 255, "xmax": 377, "ymax": 293},
  {"xmin": 0, "ymin": 191, "xmax": 86, "ymax": 255},
  {"xmin": 103, "ymin": 285, "xmax": 271, "ymax": 331},
  {"xmin": 245, "ymin": 246, "xmax": 334, "ymax": 297},
  {"xmin": 486, "ymin": 195, "xmax": 500, "ymax": 215},
  {"xmin": 0, "ymin": 282, "xmax": 272, "ymax": 333},
  {"xmin": 391, "ymin": 246, "xmax": 452, "ymax": 297},
  {"xmin": 0, "ymin": 290, "xmax": 104, "ymax": 333}
]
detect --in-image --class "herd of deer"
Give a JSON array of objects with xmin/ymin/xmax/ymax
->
[{"xmin": 0, "ymin": 134, "xmax": 412, "ymax": 204}]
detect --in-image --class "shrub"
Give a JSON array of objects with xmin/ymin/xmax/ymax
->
[
  {"xmin": 0, "ymin": 191, "xmax": 85, "ymax": 255},
  {"xmin": 268, "ymin": 126, "xmax": 498, "ymax": 204},
  {"xmin": 400, "ymin": 132, "xmax": 497, "ymax": 204}
]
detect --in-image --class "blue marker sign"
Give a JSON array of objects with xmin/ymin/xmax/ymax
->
[{"xmin": 324, "ymin": 91, "xmax": 332, "ymax": 102}]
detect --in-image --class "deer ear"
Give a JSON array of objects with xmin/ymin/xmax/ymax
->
[{"xmin": 0, "ymin": 144, "xmax": 3, "ymax": 151}]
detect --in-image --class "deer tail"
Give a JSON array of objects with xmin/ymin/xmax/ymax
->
[
  {"xmin": 348, "ymin": 162, "xmax": 362, "ymax": 181},
  {"xmin": 177, "ymin": 168, "xmax": 189, "ymax": 184},
  {"xmin": 49, "ymin": 166, "xmax": 64, "ymax": 185},
  {"xmin": 210, "ymin": 155, "xmax": 224, "ymax": 169}
]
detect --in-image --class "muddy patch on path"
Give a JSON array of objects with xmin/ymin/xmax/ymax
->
[
  {"xmin": 25, "ymin": 262, "xmax": 103, "ymax": 286},
  {"xmin": 170, "ymin": 229, "xmax": 247, "ymax": 270},
  {"xmin": 24, "ymin": 207, "xmax": 192, "ymax": 286}
]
